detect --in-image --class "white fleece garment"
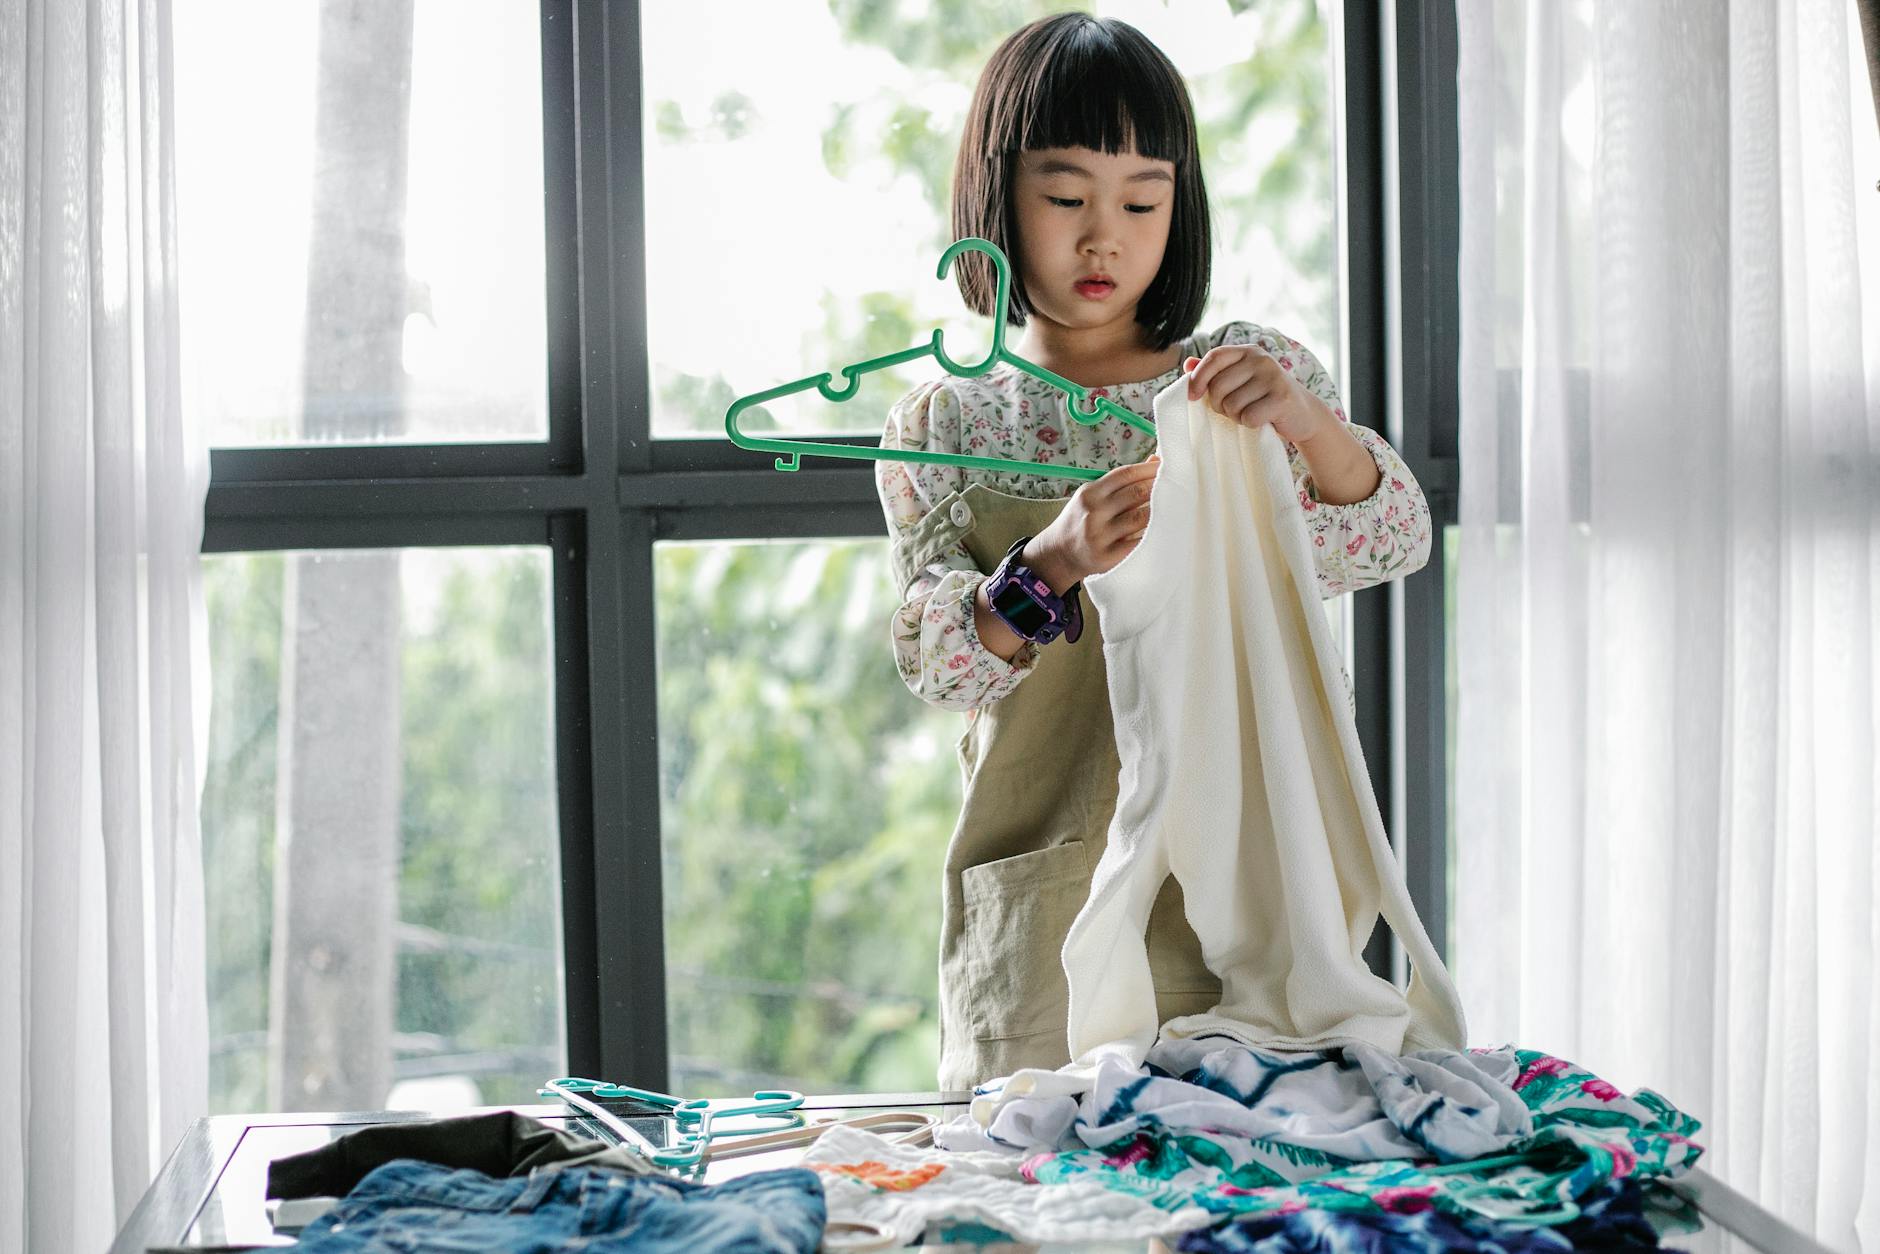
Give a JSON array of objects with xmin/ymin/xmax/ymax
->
[{"xmin": 1066, "ymin": 379, "xmax": 1469, "ymax": 1071}]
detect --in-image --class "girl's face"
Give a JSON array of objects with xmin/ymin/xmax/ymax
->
[{"xmin": 1011, "ymin": 144, "xmax": 1176, "ymax": 343}]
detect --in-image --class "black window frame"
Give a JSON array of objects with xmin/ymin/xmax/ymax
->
[{"xmin": 201, "ymin": 0, "xmax": 1459, "ymax": 1092}]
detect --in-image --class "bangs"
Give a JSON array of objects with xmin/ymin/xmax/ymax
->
[{"xmin": 1003, "ymin": 22, "xmax": 1192, "ymax": 166}]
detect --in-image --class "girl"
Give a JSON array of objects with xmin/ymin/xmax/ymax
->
[{"xmin": 875, "ymin": 13, "xmax": 1433, "ymax": 1093}]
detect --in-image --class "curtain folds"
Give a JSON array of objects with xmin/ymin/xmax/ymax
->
[
  {"xmin": 1, "ymin": 0, "xmax": 209, "ymax": 1247},
  {"xmin": 1453, "ymin": 1, "xmax": 1880, "ymax": 1250}
]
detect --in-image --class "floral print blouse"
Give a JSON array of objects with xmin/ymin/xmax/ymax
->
[{"xmin": 875, "ymin": 320, "xmax": 1432, "ymax": 711}]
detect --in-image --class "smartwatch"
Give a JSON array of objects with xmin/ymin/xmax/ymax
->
[{"xmin": 985, "ymin": 536, "xmax": 1083, "ymax": 645}]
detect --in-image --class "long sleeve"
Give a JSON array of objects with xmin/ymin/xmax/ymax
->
[
  {"xmin": 1248, "ymin": 330, "xmax": 1435, "ymax": 599},
  {"xmin": 876, "ymin": 380, "xmax": 1040, "ymax": 712},
  {"xmin": 1291, "ymin": 422, "xmax": 1434, "ymax": 598}
]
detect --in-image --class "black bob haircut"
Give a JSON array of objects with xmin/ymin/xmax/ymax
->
[{"xmin": 950, "ymin": 13, "xmax": 1211, "ymax": 352}]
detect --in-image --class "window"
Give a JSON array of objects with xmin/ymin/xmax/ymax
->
[
  {"xmin": 182, "ymin": 0, "xmax": 568, "ymax": 1114},
  {"xmin": 655, "ymin": 540, "xmax": 957, "ymax": 1092},
  {"xmin": 175, "ymin": 0, "xmax": 548, "ymax": 447},
  {"xmin": 192, "ymin": 1, "xmax": 1454, "ymax": 1103},
  {"xmin": 202, "ymin": 549, "xmax": 561, "ymax": 1111}
]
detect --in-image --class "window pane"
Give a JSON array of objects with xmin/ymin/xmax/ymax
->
[
  {"xmin": 644, "ymin": 2, "xmax": 1338, "ymax": 437},
  {"xmin": 176, "ymin": 1, "xmax": 547, "ymax": 447},
  {"xmin": 655, "ymin": 540, "xmax": 960, "ymax": 1093},
  {"xmin": 201, "ymin": 548, "xmax": 562, "ymax": 1113}
]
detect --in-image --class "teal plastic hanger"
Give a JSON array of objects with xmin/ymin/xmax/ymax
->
[
  {"xmin": 539, "ymin": 1077, "xmax": 806, "ymax": 1174},
  {"xmin": 723, "ymin": 237, "xmax": 1158, "ymax": 484}
]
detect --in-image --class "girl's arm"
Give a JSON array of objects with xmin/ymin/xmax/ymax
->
[
  {"xmin": 877, "ymin": 381, "xmax": 1041, "ymax": 711},
  {"xmin": 1267, "ymin": 333, "xmax": 1434, "ymax": 598},
  {"xmin": 1293, "ymin": 422, "xmax": 1434, "ymax": 597},
  {"xmin": 890, "ymin": 561, "xmax": 1039, "ymax": 709},
  {"xmin": 1292, "ymin": 419, "xmax": 1381, "ymax": 505}
]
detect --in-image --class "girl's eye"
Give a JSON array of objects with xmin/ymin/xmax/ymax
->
[{"xmin": 1046, "ymin": 197, "xmax": 1159, "ymax": 214}]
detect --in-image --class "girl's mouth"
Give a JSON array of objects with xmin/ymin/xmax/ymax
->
[{"xmin": 1074, "ymin": 279, "xmax": 1115, "ymax": 299}]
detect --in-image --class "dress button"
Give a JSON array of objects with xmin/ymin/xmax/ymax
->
[{"xmin": 950, "ymin": 500, "xmax": 974, "ymax": 528}]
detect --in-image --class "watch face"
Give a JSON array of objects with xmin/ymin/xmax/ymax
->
[{"xmin": 991, "ymin": 582, "xmax": 1052, "ymax": 637}]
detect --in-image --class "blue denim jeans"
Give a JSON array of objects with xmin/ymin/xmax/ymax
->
[{"xmin": 291, "ymin": 1159, "xmax": 825, "ymax": 1253}]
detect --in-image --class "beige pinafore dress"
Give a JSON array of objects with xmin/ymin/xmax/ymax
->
[{"xmin": 890, "ymin": 481, "xmax": 1223, "ymax": 1094}]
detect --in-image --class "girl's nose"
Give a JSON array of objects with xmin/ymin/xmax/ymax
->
[{"xmin": 1081, "ymin": 209, "xmax": 1126, "ymax": 255}]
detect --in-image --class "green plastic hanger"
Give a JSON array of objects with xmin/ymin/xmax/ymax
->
[{"xmin": 723, "ymin": 237, "xmax": 1157, "ymax": 484}]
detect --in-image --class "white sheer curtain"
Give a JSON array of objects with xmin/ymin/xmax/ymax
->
[
  {"xmin": 1, "ymin": 0, "xmax": 209, "ymax": 1248},
  {"xmin": 1453, "ymin": 1, "xmax": 1880, "ymax": 1250}
]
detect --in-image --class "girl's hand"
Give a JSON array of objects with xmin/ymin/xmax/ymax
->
[
  {"xmin": 1028, "ymin": 456, "xmax": 1161, "ymax": 590},
  {"xmin": 1184, "ymin": 345, "xmax": 1334, "ymax": 446}
]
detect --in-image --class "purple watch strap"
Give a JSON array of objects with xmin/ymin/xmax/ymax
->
[{"xmin": 987, "ymin": 537, "xmax": 1081, "ymax": 644}]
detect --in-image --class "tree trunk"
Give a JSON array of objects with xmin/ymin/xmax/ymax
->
[{"xmin": 269, "ymin": 0, "xmax": 415, "ymax": 1113}]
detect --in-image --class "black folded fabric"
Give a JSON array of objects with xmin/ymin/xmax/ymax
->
[{"xmin": 268, "ymin": 1110, "xmax": 654, "ymax": 1199}]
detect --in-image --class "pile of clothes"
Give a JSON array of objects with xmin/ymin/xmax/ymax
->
[
  {"xmin": 265, "ymin": 1036, "xmax": 1703, "ymax": 1250},
  {"xmin": 801, "ymin": 1038, "xmax": 1705, "ymax": 1250}
]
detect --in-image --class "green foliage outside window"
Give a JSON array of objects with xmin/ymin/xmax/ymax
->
[
  {"xmin": 657, "ymin": 542, "xmax": 960, "ymax": 1092},
  {"xmin": 202, "ymin": 552, "xmax": 560, "ymax": 1113}
]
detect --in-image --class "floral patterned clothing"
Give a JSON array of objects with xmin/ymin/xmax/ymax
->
[
  {"xmin": 875, "ymin": 320, "xmax": 1434, "ymax": 711},
  {"xmin": 1175, "ymin": 1177, "xmax": 1668, "ymax": 1253},
  {"xmin": 1021, "ymin": 1047, "xmax": 1705, "ymax": 1229}
]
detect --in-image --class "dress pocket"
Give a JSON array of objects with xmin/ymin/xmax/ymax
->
[{"xmin": 958, "ymin": 842, "xmax": 1092, "ymax": 1042}]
